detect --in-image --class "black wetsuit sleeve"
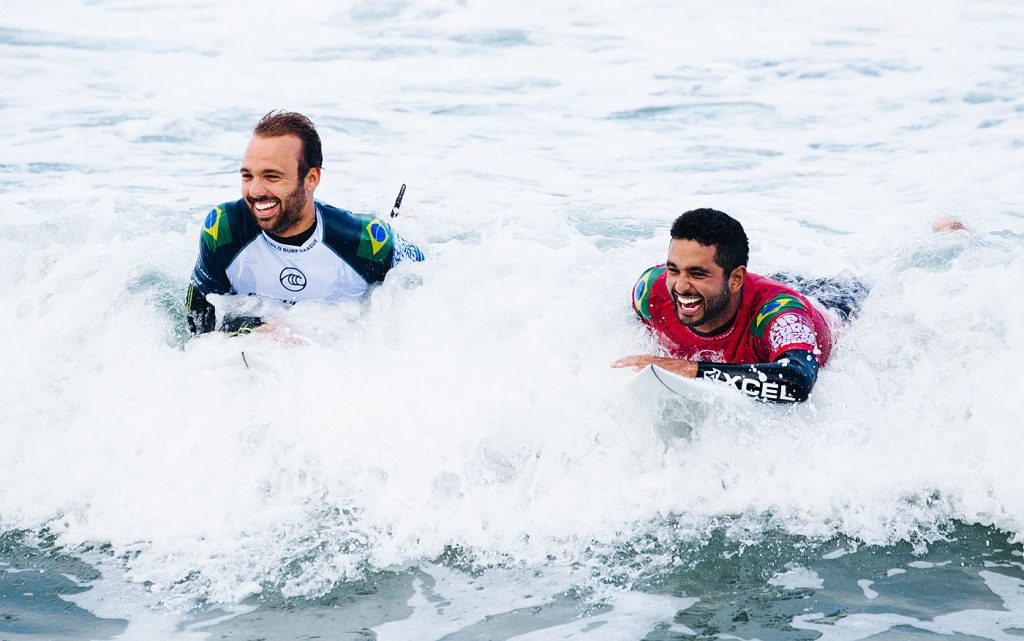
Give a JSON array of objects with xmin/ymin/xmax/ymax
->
[
  {"xmin": 695, "ymin": 349, "xmax": 820, "ymax": 403},
  {"xmin": 186, "ymin": 283, "xmax": 217, "ymax": 335},
  {"xmin": 220, "ymin": 315, "xmax": 264, "ymax": 335},
  {"xmin": 185, "ymin": 284, "xmax": 264, "ymax": 336}
]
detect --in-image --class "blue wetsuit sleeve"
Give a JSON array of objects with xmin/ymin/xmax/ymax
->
[
  {"xmin": 390, "ymin": 230, "xmax": 424, "ymax": 266},
  {"xmin": 695, "ymin": 349, "xmax": 820, "ymax": 403}
]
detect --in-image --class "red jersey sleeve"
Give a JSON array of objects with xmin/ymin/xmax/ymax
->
[
  {"xmin": 749, "ymin": 294, "xmax": 820, "ymax": 361},
  {"xmin": 631, "ymin": 265, "xmax": 666, "ymax": 324}
]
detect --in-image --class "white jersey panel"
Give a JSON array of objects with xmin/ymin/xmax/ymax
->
[{"xmin": 223, "ymin": 211, "xmax": 370, "ymax": 303}]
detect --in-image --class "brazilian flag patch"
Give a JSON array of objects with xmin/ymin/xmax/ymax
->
[
  {"xmin": 201, "ymin": 205, "xmax": 233, "ymax": 252},
  {"xmin": 749, "ymin": 293, "xmax": 807, "ymax": 337},
  {"xmin": 356, "ymin": 217, "xmax": 393, "ymax": 263},
  {"xmin": 632, "ymin": 266, "xmax": 665, "ymax": 321}
]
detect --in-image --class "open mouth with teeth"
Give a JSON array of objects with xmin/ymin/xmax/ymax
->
[
  {"xmin": 251, "ymin": 198, "xmax": 280, "ymax": 219},
  {"xmin": 674, "ymin": 293, "xmax": 703, "ymax": 317}
]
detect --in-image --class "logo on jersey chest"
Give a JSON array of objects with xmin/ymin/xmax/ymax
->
[
  {"xmin": 689, "ymin": 348, "xmax": 726, "ymax": 363},
  {"xmin": 768, "ymin": 313, "xmax": 816, "ymax": 351},
  {"xmin": 279, "ymin": 267, "xmax": 307, "ymax": 292}
]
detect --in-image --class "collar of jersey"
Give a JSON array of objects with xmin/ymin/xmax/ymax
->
[
  {"xmin": 261, "ymin": 204, "xmax": 323, "ymax": 254},
  {"xmin": 686, "ymin": 321, "xmax": 736, "ymax": 341}
]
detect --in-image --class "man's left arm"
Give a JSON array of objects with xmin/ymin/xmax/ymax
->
[
  {"xmin": 391, "ymin": 230, "xmax": 424, "ymax": 265},
  {"xmin": 696, "ymin": 350, "xmax": 819, "ymax": 402},
  {"xmin": 697, "ymin": 304, "xmax": 825, "ymax": 402},
  {"xmin": 614, "ymin": 306, "xmax": 825, "ymax": 403},
  {"xmin": 613, "ymin": 350, "xmax": 819, "ymax": 403}
]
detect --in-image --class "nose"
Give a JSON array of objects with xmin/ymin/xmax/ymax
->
[
  {"xmin": 248, "ymin": 177, "xmax": 268, "ymax": 198},
  {"xmin": 671, "ymin": 275, "xmax": 692, "ymax": 295}
]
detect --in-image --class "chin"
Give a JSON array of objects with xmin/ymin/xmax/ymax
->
[{"xmin": 258, "ymin": 219, "xmax": 283, "ymax": 233}]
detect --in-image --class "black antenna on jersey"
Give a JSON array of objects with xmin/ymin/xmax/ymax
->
[{"xmin": 390, "ymin": 183, "xmax": 407, "ymax": 218}]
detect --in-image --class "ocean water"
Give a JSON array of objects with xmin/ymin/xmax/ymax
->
[{"xmin": 1, "ymin": 0, "xmax": 1023, "ymax": 639}]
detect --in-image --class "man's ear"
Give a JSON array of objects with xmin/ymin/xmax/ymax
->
[
  {"xmin": 729, "ymin": 265, "xmax": 746, "ymax": 293},
  {"xmin": 305, "ymin": 167, "xmax": 322, "ymax": 191}
]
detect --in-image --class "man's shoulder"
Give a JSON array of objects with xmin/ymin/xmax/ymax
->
[
  {"xmin": 318, "ymin": 201, "xmax": 396, "ymax": 265},
  {"xmin": 632, "ymin": 265, "xmax": 668, "ymax": 322},
  {"xmin": 200, "ymin": 199, "xmax": 258, "ymax": 254},
  {"xmin": 317, "ymin": 201, "xmax": 361, "ymax": 224},
  {"xmin": 192, "ymin": 199, "xmax": 256, "ymax": 294},
  {"xmin": 744, "ymin": 273, "xmax": 815, "ymax": 338}
]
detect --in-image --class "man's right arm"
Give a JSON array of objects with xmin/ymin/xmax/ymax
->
[
  {"xmin": 187, "ymin": 213, "xmax": 228, "ymax": 336},
  {"xmin": 632, "ymin": 265, "xmax": 666, "ymax": 324},
  {"xmin": 186, "ymin": 283, "xmax": 217, "ymax": 335},
  {"xmin": 187, "ymin": 205, "xmax": 251, "ymax": 336},
  {"xmin": 186, "ymin": 278, "xmax": 266, "ymax": 337}
]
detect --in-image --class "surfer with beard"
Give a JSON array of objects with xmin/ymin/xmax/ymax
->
[
  {"xmin": 185, "ymin": 111, "xmax": 422, "ymax": 336},
  {"xmin": 613, "ymin": 208, "xmax": 841, "ymax": 403}
]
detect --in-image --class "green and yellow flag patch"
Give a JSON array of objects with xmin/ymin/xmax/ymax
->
[
  {"xmin": 201, "ymin": 205, "xmax": 233, "ymax": 252},
  {"xmin": 749, "ymin": 293, "xmax": 807, "ymax": 337},
  {"xmin": 632, "ymin": 266, "xmax": 665, "ymax": 321},
  {"xmin": 356, "ymin": 217, "xmax": 393, "ymax": 263}
]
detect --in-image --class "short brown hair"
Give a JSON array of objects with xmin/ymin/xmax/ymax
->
[{"xmin": 253, "ymin": 110, "xmax": 323, "ymax": 177}]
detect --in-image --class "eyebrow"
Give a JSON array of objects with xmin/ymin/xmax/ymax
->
[
  {"xmin": 667, "ymin": 260, "xmax": 712, "ymax": 276},
  {"xmin": 239, "ymin": 165, "xmax": 286, "ymax": 175}
]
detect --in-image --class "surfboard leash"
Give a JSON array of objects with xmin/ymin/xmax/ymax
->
[{"xmin": 390, "ymin": 183, "xmax": 407, "ymax": 218}]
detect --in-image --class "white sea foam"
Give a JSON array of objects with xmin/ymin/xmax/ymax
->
[
  {"xmin": 1, "ymin": 0, "xmax": 1022, "ymax": 622},
  {"xmin": 769, "ymin": 567, "xmax": 825, "ymax": 590},
  {"xmin": 857, "ymin": 579, "xmax": 878, "ymax": 600},
  {"xmin": 794, "ymin": 571, "xmax": 1024, "ymax": 640}
]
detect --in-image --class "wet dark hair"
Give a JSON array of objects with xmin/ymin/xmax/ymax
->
[
  {"xmin": 253, "ymin": 110, "xmax": 323, "ymax": 178},
  {"xmin": 670, "ymin": 208, "xmax": 749, "ymax": 273}
]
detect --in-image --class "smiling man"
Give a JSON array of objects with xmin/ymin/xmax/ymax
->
[
  {"xmin": 186, "ymin": 111, "xmax": 422, "ymax": 335},
  {"xmin": 613, "ymin": 208, "xmax": 840, "ymax": 403}
]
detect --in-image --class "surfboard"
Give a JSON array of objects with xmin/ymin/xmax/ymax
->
[
  {"xmin": 627, "ymin": 364, "xmax": 748, "ymax": 407},
  {"xmin": 625, "ymin": 365, "xmax": 750, "ymax": 441}
]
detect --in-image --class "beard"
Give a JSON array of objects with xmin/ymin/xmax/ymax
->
[
  {"xmin": 672, "ymin": 278, "xmax": 732, "ymax": 327},
  {"xmin": 248, "ymin": 181, "xmax": 309, "ymax": 236}
]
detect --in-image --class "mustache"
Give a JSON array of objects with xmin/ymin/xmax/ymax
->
[{"xmin": 671, "ymin": 291, "xmax": 703, "ymax": 301}]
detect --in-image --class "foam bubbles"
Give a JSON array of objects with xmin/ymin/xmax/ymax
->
[{"xmin": 1, "ymin": 0, "xmax": 1022, "ymax": 616}]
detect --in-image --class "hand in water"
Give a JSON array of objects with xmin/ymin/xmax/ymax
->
[
  {"xmin": 255, "ymin": 323, "xmax": 307, "ymax": 345},
  {"xmin": 933, "ymin": 217, "xmax": 967, "ymax": 233},
  {"xmin": 612, "ymin": 355, "xmax": 698, "ymax": 377}
]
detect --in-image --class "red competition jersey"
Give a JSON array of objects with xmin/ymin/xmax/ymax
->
[{"xmin": 632, "ymin": 267, "xmax": 834, "ymax": 366}]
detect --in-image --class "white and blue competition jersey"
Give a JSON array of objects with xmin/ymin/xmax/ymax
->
[{"xmin": 191, "ymin": 199, "xmax": 423, "ymax": 303}]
